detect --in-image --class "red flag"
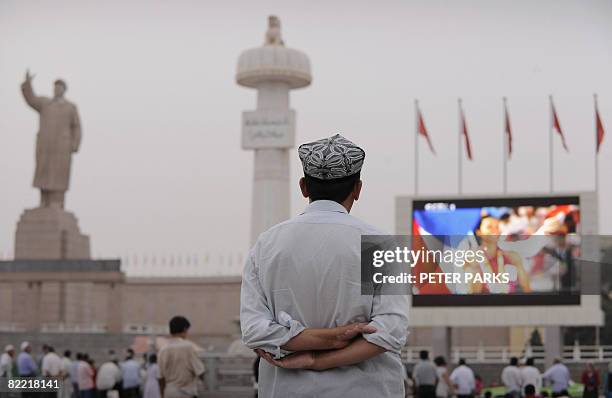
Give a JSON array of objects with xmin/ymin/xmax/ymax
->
[
  {"xmin": 459, "ymin": 99, "xmax": 473, "ymax": 160},
  {"xmin": 595, "ymin": 95, "xmax": 605, "ymax": 153},
  {"xmin": 550, "ymin": 96, "xmax": 569, "ymax": 152},
  {"xmin": 416, "ymin": 102, "xmax": 436, "ymax": 154},
  {"xmin": 504, "ymin": 97, "xmax": 512, "ymax": 157}
]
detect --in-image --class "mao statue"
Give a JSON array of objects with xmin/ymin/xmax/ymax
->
[{"xmin": 21, "ymin": 70, "xmax": 82, "ymax": 209}]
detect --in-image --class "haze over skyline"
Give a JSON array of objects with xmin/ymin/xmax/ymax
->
[{"xmin": 1, "ymin": 0, "xmax": 611, "ymax": 264}]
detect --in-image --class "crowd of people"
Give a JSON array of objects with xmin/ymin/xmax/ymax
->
[
  {"xmin": 0, "ymin": 342, "xmax": 156, "ymax": 398},
  {"xmin": 0, "ymin": 316, "xmax": 205, "ymax": 398},
  {"xmin": 407, "ymin": 351, "xmax": 612, "ymax": 398}
]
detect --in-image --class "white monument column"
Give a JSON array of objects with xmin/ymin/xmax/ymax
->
[{"xmin": 236, "ymin": 16, "xmax": 312, "ymax": 244}]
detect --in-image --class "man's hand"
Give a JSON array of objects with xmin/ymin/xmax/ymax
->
[
  {"xmin": 331, "ymin": 323, "xmax": 376, "ymax": 349},
  {"xmin": 280, "ymin": 322, "xmax": 377, "ymax": 352},
  {"xmin": 25, "ymin": 69, "xmax": 35, "ymax": 83},
  {"xmin": 256, "ymin": 336, "xmax": 385, "ymax": 372},
  {"xmin": 256, "ymin": 349, "xmax": 317, "ymax": 370}
]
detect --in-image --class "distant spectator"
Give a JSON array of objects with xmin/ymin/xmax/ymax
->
[
  {"xmin": 521, "ymin": 357, "xmax": 542, "ymax": 395},
  {"xmin": 158, "ymin": 316, "xmax": 205, "ymax": 398},
  {"xmin": 475, "ymin": 374, "xmax": 483, "ymax": 397},
  {"xmin": 0, "ymin": 345, "xmax": 15, "ymax": 378},
  {"xmin": 450, "ymin": 359, "xmax": 476, "ymax": 398},
  {"xmin": 97, "ymin": 353, "xmax": 122, "ymax": 398},
  {"xmin": 143, "ymin": 354, "xmax": 160, "ymax": 398},
  {"xmin": 77, "ymin": 354, "xmax": 95, "ymax": 398},
  {"xmin": 17, "ymin": 341, "xmax": 38, "ymax": 377},
  {"xmin": 120, "ymin": 349, "xmax": 141, "ymax": 398},
  {"xmin": 71, "ymin": 353, "xmax": 82, "ymax": 398},
  {"xmin": 42, "ymin": 346, "xmax": 63, "ymax": 377},
  {"xmin": 581, "ymin": 362, "xmax": 599, "ymax": 398},
  {"xmin": 501, "ymin": 357, "xmax": 522, "ymax": 398},
  {"xmin": 88, "ymin": 358, "xmax": 97, "ymax": 391},
  {"xmin": 0, "ymin": 344, "xmax": 15, "ymax": 398},
  {"xmin": 42, "ymin": 346, "xmax": 63, "ymax": 398},
  {"xmin": 434, "ymin": 356, "xmax": 454, "ymax": 398},
  {"xmin": 60, "ymin": 350, "xmax": 74, "ymax": 398},
  {"xmin": 543, "ymin": 358, "xmax": 570, "ymax": 394},
  {"xmin": 413, "ymin": 350, "xmax": 437, "ymax": 398},
  {"xmin": 524, "ymin": 384, "xmax": 537, "ymax": 398}
]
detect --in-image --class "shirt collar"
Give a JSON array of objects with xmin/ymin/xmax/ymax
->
[{"xmin": 301, "ymin": 200, "xmax": 348, "ymax": 215}]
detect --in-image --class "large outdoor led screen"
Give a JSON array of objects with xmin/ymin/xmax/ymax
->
[{"xmin": 411, "ymin": 196, "xmax": 581, "ymax": 306}]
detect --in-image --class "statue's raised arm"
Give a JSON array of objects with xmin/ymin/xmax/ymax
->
[{"xmin": 21, "ymin": 69, "xmax": 46, "ymax": 112}]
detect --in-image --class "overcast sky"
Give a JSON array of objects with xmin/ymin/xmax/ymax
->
[{"xmin": 1, "ymin": 0, "xmax": 611, "ymax": 263}]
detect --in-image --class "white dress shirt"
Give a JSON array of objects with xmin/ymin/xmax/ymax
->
[
  {"xmin": 0, "ymin": 353, "xmax": 13, "ymax": 377},
  {"xmin": 96, "ymin": 362, "xmax": 122, "ymax": 390},
  {"xmin": 450, "ymin": 365, "xmax": 476, "ymax": 396},
  {"xmin": 521, "ymin": 365, "xmax": 542, "ymax": 393},
  {"xmin": 42, "ymin": 352, "xmax": 63, "ymax": 377},
  {"xmin": 240, "ymin": 200, "xmax": 410, "ymax": 398},
  {"xmin": 502, "ymin": 365, "xmax": 523, "ymax": 393}
]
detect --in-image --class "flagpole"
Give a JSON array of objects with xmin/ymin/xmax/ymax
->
[
  {"xmin": 458, "ymin": 98, "xmax": 463, "ymax": 195},
  {"xmin": 594, "ymin": 93, "xmax": 599, "ymax": 195},
  {"xmin": 415, "ymin": 99, "xmax": 419, "ymax": 197},
  {"xmin": 549, "ymin": 95, "xmax": 554, "ymax": 193},
  {"xmin": 503, "ymin": 97, "xmax": 508, "ymax": 194}
]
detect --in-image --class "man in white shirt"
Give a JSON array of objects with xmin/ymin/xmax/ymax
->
[
  {"xmin": 0, "ymin": 346, "xmax": 15, "ymax": 398},
  {"xmin": 450, "ymin": 359, "xmax": 476, "ymax": 398},
  {"xmin": 501, "ymin": 357, "xmax": 523, "ymax": 398},
  {"xmin": 42, "ymin": 346, "xmax": 63, "ymax": 377},
  {"xmin": 70, "ymin": 353, "xmax": 81, "ymax": 398},
  {"xmin": 60, "ymin": 351, "xmax": 74, "ymax": 398},
  {"xmin": 240, "ymin": 135, "xmax": 410, "ymax": 398},
  {"xmin": 97, "ymin": 352, "xmax": 122, "ymax": 398},
  {"xmin": 41, "ymin": 346, "xmax": 64, "ymax": 398},
  {"xmin": 0, "ymin": 345, "xmax": 15, "ymax": 378},
  {"xmin": 520, "ymin": 357, "xmax": 542, "ymax": 395}
]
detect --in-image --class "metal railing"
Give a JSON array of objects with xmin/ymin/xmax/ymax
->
[
  {"xmin": 122, "ymin": 324, "xmax": 168, "ymax": 335},
  {"xmin": 0, "ymin": 322, "xmax": 26, "ymax": 332},
  {"xmin": 430, "ymin": 345, "xmax": 612, "ymax": 364},
  {"xmin": 200, "ymin": 353, "xmax": 255, "ymax": 394},
  {"xmin": 40, "ymin": 323, "xmax": 108, "ymax": 333}
]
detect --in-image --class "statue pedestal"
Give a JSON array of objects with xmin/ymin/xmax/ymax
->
[{"xmin": 14, "ymin": 206, "xmax": 90, "ymax": 260}]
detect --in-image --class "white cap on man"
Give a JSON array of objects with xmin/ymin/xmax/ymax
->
[
  {"xmin": 4, "ymin": 345, "xmax": 14, "ymax": 352},
  {"xmin": 20, "ymin": 341, "xmax": 30, "ymax": 351}
]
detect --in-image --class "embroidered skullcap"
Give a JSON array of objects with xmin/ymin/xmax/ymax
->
[{"xmin": 298, "ymin": 134, "xmax": 365, "ymax": 180}]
